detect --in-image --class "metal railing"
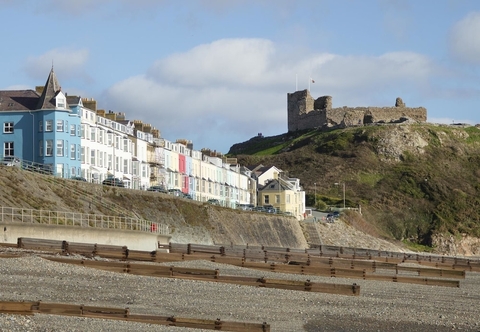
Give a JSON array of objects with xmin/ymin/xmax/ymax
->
[{"xmin": 0, "ymin": 206, "xmax": 169, "ymax": 235}]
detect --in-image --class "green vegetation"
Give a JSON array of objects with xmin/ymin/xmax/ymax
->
[{"xmin": 229, "ymin": 124, "xmax": 480, "ymax": 248}]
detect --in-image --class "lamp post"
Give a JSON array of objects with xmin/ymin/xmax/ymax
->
[
  {"xmin": 314, "ymin": 183, "xmax": 317, "ymax": 208},
  {"xmin": 335, "ymin": 182, "xmax": 345, "ymax": 209}
]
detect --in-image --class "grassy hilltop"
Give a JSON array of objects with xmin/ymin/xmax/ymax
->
[{"xmin": 228, "ymin": 123, "xmax": 480, "ymax": 249}]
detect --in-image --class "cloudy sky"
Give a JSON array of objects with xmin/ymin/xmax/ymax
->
[{"xmin": 1, "ymin": 0, "xmax": 479, "ymax": 153}]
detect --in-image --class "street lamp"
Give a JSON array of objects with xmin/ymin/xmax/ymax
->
[
  {"xmin": 335, "ymin": 182, "xmax": 345, "ymax": 209},
  {"xmin": 314, "ymin": 183, "xmax": 317, "ymax": 208}
]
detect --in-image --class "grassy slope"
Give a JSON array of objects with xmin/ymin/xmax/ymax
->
[{"xmin": 229, "ymin": 124, "xmax": 480, "ymax": 246}]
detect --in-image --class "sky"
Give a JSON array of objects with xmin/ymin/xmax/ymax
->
[{"xmin": 1, "ymin": 0, "xmax": 479, "ymax": 153}]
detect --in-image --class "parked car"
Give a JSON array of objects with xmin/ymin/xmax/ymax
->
[
  {"xmin": 2, "ymin": 156, "xmax": 21, "ymax": 168},
  {"xmin": 147, "ymin": 185, "xmax": 168, "ymax": 193},
  {"xmin": 207, "ymin": 199, "xmax": 220, "ymax": 206},
  {"xmin": 71, "ymin": 176, "xmax": 87, "ymax": 182},
  {"xmin": 236, "ymin": 203, "xmax": 253, "ymax": 211},
  {"xmin": 102, "ymin": 177, "xmax": 125, "ymax": 187},
  {"xmin": 333, "ymin": 211, "xmax": 340, "ymax": 219},
  {"xmin": 253, "ymin": 206, "xmax": 266, "ymax": 212},
  {"xmin": 326, "ymin": 213, "xmax": 335, "ymax": 223},
  {"xmin": 168, "ymin": 189, "xmax": 183, "ymax": 197},
  {"xmin": 183, "ymin": 194, "xmax": 193, "ymax": 200},
  {"xmin": 264, "ymin": 205, "xmax": 276, "ymax": 213}
]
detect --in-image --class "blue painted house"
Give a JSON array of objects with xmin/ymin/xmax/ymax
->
[{"xmin": 0, "ymin": 68, "xmax": 81, "ymax": 178}]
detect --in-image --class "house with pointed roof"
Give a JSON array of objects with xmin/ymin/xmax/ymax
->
[
  {"xmin": 0, "ymin": 68, "xmax": 81, "ymax": 177},
  {"xmin": 247, "ymin": 164, "xmax": 306, "ymax": 219}
]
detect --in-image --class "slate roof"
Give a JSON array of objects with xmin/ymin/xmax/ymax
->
[
  {"xmin": 0, "ymin": 68, "xmax": 68, "ymax": 112},
  {"xmin": 66, "ymin": 95, "xmax": 81, "ymax": 105},
  {"xmin": 36, "ymin": 68, "xmax": 62, "ymax": 109},
  {"xmin": 0, "ymin": 90, "xmax": 40, "ymax": 112}
]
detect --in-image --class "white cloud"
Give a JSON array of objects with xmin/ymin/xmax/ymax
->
[
  {"xmin": 24, "ymin": 48, "xmax": 90, "ymax": 82},
  {"xmin": 103, "ymin": 38, "xmax": 439, "ymax": 152},
  {"xmin": 148, "ymin": 39, "xmax": 276, "ymax": 87},
  {"xmin": 449, "ymin": 12, "xmax": 480, "ymax": 65}
]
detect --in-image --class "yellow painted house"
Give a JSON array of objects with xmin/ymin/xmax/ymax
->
[{"xmin": 253, "ymin": 165, "xmax": 305, "ymax": 220}]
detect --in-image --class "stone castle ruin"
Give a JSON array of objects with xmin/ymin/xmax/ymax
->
[{"xmin": 287, "ymin": 89, "xmax": 427, "ymax": 132}]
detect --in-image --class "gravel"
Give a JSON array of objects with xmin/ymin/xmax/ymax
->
[{"xmin": 1, "ymin": 247, "xmax": 480, "ymax": 332}]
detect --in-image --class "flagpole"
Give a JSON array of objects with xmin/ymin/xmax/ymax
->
[{"xmin": 308, "ymin": 78, "xmax": 310, "ymax": 92}]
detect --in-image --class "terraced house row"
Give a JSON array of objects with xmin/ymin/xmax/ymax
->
[{"xmin": 0, "ymin": 69, "xmax": 305, "ymax": 218}]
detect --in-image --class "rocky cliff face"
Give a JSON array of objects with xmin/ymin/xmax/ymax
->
[{"xmin": 432, "ymin": 234, "xmax": 480, "ymax": 257}]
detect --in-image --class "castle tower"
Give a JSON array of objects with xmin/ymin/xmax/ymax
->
[{"xmin": 287, "ymin": 89, "xmax": 315, "ymax": 132}]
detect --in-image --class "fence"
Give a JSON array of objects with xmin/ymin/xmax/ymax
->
[{"xmin": 0, "ymin": 206, "xmax": 169, "ymax": 235}]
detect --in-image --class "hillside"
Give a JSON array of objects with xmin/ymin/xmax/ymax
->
[
  {"xmin": 0, "ymin": 166, "xmax": 307, "ymax": 249},
  {"xmin": 229, "ymin": 123, "xmax": 480, "ymax": 255}
]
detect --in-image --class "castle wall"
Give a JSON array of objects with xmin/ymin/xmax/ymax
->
[
  {"xmin": 287, "ymin": 90, "xmax": 427, "ymax": 132},
  {"xmin": 287, "ymin": 90, "xmax": 315, "ymax": 131}
]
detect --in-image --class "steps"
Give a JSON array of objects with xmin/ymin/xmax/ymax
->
[{"xmin": 305, "ymin": 221, "xmax": 322, "ymax": 246}]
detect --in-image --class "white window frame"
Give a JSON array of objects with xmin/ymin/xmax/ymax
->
[
  {"xmin": 4, "ymin": 141, "xmax": 14, "ymax": 156},
  {"xmin": 70, "ymin": 144, "xmax": 76, "ymax": 160},
  {"xmin": 3, "ymin": 122, "xmax": 14, "ymax": 133},
  {"xmin": 45, "ymin": 120, "xmax": 53, "ymax": 132},
  {"xmin": 56, "ymin": 140, "xmax": 64, "ymax": 156},
  {"xmin": 56, "ymin": 120, "xmax": 64, "ymax": 132},
  {"xmin": 46, "ymin": 140, "xmax": 53, "ymax": 156}
]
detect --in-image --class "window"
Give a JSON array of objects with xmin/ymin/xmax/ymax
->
[
  {"xmin": 56, "ymin": 120, "xmax": 64, "ymax": 132},
  {"xmin": 81, "ymin": 147, "xmax": 85, "ymax": 163},
  {"xmin": 70, "ymin": 167, "xmax": 75, "ymax": 177},
  {"xmin": 123, "ymin": 138, "xmax": 128, "ymax": 152},
  {"xmin": 90, "ymin": 149, "xmax": 96, "ymax": 165},
  {"xmin": 123, "ymin": 159, "xmax": 128, "ymax": 173},
  {"xmin": 39, "ymin": 121, "xmax": 43, "ymax": 132},
  {"xmin": 45, "ymin": 120, "xmax": 53, "ymax": 132},
  {"xmin": 70, "ymin": 124, "xmax": 76, "ymax": 136},
  {"xmin": 3, "ymin": 122, "xmax": 14, "ymax": 133},
  {"xmin": 70, "ymin": 144, "xmax": 76, "ymax": 159},
  {"xmin": 4, "ymin": 142, "xmax": 14, "ymax": 156},
  {"xmin": 98, "ymin": 130, "xmax": 104, "ymax": 144},
  {"xmin": 90, "ymin": 127, "xmax": 96, "ymax": 141},
  {"xmin": 57, "ymin": 97, "xmax": 65, "ymax": 108},
  {"xmin": 81, "ymin": 124, "xmax": 86, "ymax": 138},
  {"xmin": 39, "ymin": 140, "xmax": 43, "ymax": 156},
  {"xmin": 56, "ymin": 140, "xmax": 64, "ymax": 156},
  {"xmin": 132, "ymin": 161, "xmax": 138, "ymax": 176},
  {"xmin": 46, "ymin": 140, "xmax": 53, "ymax": 156},
  {"xmin": 56, "ymin": 163, "xmax": 63, "ymax": 177},
  {"xmin": 264, "ymin": 195, "xmax": 270, "ymax": 204}
]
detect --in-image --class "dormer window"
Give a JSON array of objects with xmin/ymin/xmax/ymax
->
[{"xmin": 57, "ymin": 97, "xmax": 65, "ymax": 108}]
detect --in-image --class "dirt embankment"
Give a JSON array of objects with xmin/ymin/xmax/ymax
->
[{"xmin": 0, "ymin": 167, "xmax": 308, "ymax": 249}]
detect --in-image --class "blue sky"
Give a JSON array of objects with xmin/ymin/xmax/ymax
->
[{"xmin": 1, "ymin": 0, "xmax": 479, "ymax": 153}]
